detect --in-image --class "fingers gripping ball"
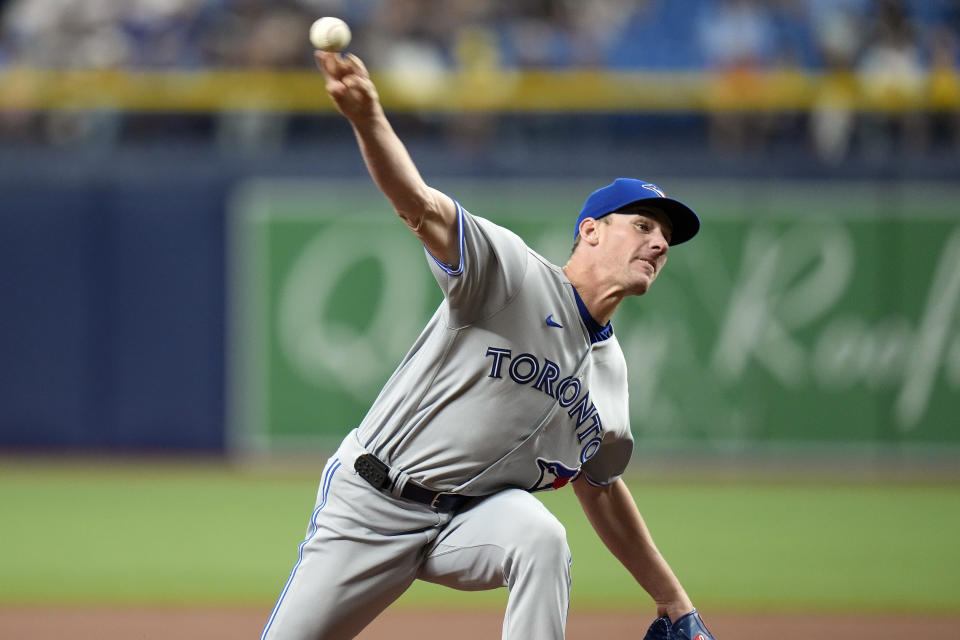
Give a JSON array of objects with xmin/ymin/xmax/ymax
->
[
  {"xmin": 310, "ymin": 17, "xmax": 351, "ymax": 52},
  {"xmin": 642, "ymin": 610, "xmax": 716, "ymax": 640}
]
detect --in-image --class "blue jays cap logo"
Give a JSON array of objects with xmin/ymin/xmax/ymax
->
[
  {"xmin": 529, "ymin": 458, "xmax": 580, "ymax": 492},
  {"xmin": 642, "ymin": 183, "xmax": 665, "ymax": 197}
]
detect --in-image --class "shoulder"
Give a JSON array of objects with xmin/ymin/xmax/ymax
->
[
  {"xmin": 467, "ymin": 211, "xmax": 530, "ymax": 253},
  {"xmin": 592, "ymin": 334, "xmax": 627, "ymax": 366},
  {"xmin": 590, "ymin": 336, "xmax": 630, "ymax": 398},
  {"xmin": 457, "ymin": 209, "xmax": 539, "ymax": 282}
]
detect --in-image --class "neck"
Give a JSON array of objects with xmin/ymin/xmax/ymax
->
[{"xmin": 562, "ymin": 264, "xmax": 623, "ymax": 325}]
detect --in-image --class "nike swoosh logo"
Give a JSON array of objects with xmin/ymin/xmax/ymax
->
[{"xmin": 545, "ymin": 314, "xmax": 563, "ymax": 328}]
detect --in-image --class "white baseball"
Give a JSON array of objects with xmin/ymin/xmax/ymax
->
[{"xmin": 309, "ymin": 17, "xmax": 351, "ymax": 52}]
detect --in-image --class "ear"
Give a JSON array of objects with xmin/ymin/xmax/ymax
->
[{"xmin": 578, "ymin": 218, "xmax": 602, "ymax": 246}]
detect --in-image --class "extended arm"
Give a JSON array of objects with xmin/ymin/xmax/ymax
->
[
  {"xmin": 316, "ymin": 51, "xmax": 458, "ymax": 266},
  {"xmin": 573, "ymin": 477, "xmax": 694, "ymax": 621}
]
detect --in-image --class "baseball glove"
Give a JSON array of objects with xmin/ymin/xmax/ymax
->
[{"xmin": 642, "ymin": 609, "xmax": 715, "ymax": 640}]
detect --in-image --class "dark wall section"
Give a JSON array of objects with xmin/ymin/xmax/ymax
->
[{"xmin": 0, "ymin": 176, "xmax": 227, "ymax": 451}]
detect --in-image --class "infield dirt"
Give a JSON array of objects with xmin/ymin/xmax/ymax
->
[{"xmin": 2, "ymin": 607, "xmax": 957, "ymax": 639}]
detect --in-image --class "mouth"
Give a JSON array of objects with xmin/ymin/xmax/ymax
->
[{"xmin": 635, "ymin": 257, "xmax": 657, "ymax": 273}]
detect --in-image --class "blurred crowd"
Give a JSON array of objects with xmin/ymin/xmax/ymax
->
[
  {"xmin": 0, "ymin": 0, "xmax": 958, "ymax": 163},
  {"xmin": 0, "ymin": 0, "xmax": 957, "ymax": 72}
]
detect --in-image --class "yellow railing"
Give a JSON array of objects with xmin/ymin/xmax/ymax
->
[{"xmin": 1, "ymin": 68, "xmax": 958, "ymax": 113}]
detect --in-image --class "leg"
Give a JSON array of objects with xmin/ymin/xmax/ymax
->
[
  {"xmin": 261, "ymin": 456, "xmax": 440, "ymax": 640},
  {"xmin": 418, "ymin": 489, "xmax": 572, "ymax": 640}
]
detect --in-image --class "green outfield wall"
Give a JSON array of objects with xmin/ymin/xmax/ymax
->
[{"xmin": 229, "ymin": 179, "xmax": 960, "ymax": 455}]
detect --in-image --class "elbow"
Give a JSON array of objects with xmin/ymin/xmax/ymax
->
[
  {"xmin": 392, "ymin": 187, "xmax": 427, "ymax": 230},
  {"xmin": 396, "ymin": 209, "xmax": 424, "ymax": 232},
  {"xmin": 573, "ymin": 475, "xmax": 603, "ymax": 502},
  {"xmin": 395, "ymin": 186, "xmax": 443, "ymax": 233}
]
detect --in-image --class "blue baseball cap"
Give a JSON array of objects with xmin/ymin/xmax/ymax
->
[{"xmin": 574, "ymin": 178, "xmax": 700, "ymax": 245}]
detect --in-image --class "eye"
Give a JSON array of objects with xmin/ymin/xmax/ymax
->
[{"xmin": 634, "ymin": 220, "xmax": 653, "ymax": 233}]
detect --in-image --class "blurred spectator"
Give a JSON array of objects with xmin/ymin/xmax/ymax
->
[
  {"xmin": 501, "ymin": 1, "xmax": 572, "ymax": 68},
  {"xmin": 928, "ymin": 24, "xmax": 960, "ymax": 154},
  {"xmin": 699, "ymin": 0, "xmax": 777, "ymax": 67},
  {"xmin": 204, "ymin": 1, "xmax": 314, "ymax": 152},
  {"xmin": 559, "ymin": 0, "xmax": 635, "ymax": 69},
  {"xmin": 361, "ymin": 0, "xmax": 457, "ymax": 103},
  {"xmin": 807, "ymin": 1, "xmax": 866, "ymax": 163},
  {"xmin": 697, "ymin": 0, "xmax": 778, "ymax": 153},
  {"xmin": 856, "ymin": 0, "xmax": 927, "ymax": 157}
]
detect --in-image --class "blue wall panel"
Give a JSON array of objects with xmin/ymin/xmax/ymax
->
[
  {"xmin": 0, "ymin": 178, "xmax": 226, "ymax": 451},
  {"xmin": 1, "ymin": 188, "xmax": 98, "ymax": 446}
]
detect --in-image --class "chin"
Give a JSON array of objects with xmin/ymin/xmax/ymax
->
[
  {"xmin": 628, "ymin": 268, "xmax": 657, "ymax": 296},
  {"xmin": 629, "ymin": 279, "xmax": 653, "ymax": 296}
]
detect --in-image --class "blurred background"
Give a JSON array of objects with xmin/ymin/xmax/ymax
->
[
  {"xmin": 1, "ymin": 1, "xmax": 959, "ymax": 635},
  {"xmin": 1, "ymin": 0, "xmax": 958, "ymax": 458}
]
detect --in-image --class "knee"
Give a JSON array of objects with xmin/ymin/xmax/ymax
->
[
  {"xmin": 511, "ymin": 513, "xmax": 570, "ymax": 569},
  {"xmin": 501, "ymin": 514, "xmax": 571, "ymax": 596}
]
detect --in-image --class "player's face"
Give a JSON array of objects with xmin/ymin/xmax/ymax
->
[{"xmin": 599, "ymin": 209, "xmax": 671, "ymax": 296}]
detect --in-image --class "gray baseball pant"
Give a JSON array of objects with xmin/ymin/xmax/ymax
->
[{"xmin": 261, "ymin": 432, "xmax": 572, "ymax": 640}]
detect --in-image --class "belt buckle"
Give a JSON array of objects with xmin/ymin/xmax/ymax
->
[{"xmin": 430, "ymin": 492, "xmax": 455, "ymax": 511}]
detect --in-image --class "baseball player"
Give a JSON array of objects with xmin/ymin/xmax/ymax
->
[{"xmin": 260, "ymin": 51, "xmax": 717, "ymax": 640}]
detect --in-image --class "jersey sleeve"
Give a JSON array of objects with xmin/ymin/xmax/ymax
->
[
  {"xmin": 578, "ymin": 428, "xmax": 634, "ymax": 486},
  {"xmin": 426, "ymin": 199, "xmax": 529, "ymax": 326}
]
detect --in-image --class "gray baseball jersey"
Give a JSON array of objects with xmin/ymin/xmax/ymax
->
[
  {"xmin": 262, "ymin": 199, "xmax": 636, "ymax": 640},
  {"xmin": 357, "ymin": 199, "xmax": 634, "ymax": 496}
]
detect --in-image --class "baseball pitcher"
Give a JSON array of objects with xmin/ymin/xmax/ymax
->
[{"xmin": 260, "ymin": 51, "xmax": 717, "ymax": 640}]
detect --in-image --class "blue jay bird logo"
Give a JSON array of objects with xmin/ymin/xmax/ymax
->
[
  {"xmin": 530, "ymin": 458, "xmax": 580, "ymax": 492},
  {"xmin": 642, "ymin": 183, "xmax": 666, "ymax": 197}
]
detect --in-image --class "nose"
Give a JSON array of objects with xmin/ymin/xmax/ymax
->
[{"xmin": 651, "ymin": 228, "xmax": 669, "ymax": 255}]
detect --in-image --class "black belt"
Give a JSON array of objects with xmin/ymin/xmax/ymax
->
[{"xmin": 354, "ymin": 453, "xmax": 470, "ymax": 513}]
